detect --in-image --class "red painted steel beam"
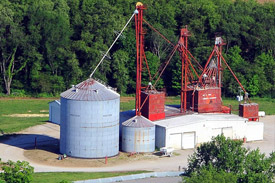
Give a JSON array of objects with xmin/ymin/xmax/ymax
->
[
  {"xmin": 180, "ymin": 48, "xmax": 200, "ymax": 79},
  {"xmin": 143, "ymin": 19, "xmax": 174, "ymax": 47},
  {"xmin": 199, "ymin": 46, "xmax": 217, "ymax": 85},
  {"xmin": 178, "ymin": 27, "xmax": 191, "ymax": 113},
  {"xmin": 218, "ymin": 51, "xmax": 247, "ymax": 94},
  {"xmin": 135, "ymin": 3, "xmax": 146, "ymax": 116}
]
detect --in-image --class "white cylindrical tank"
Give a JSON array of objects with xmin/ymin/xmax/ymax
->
[
  {"xmin": 258, "ymin": 111, "xmax": 265, "ymax": 117},
  {"xmin": 60, "ymin": 78, "xmax": 120, "ymax": 158},
  {"xmin": 122, "ymin": 115, "xmax": 155, "ymax": 153}
]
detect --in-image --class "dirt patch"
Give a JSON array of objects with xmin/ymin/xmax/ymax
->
[
  {"xmin": 2, "ymin": 114, "xmax": 49, "ymax": 117},
  {"xmin": 24, "ymin": 145, "xmax": 158, "ymax": 168},
  {"xmin": 258, "ymin": 0, "xmax": 275, "ymax": 3},
  {"xmin": 120, "ymin": 97, "xmax": 135, "ymax": 102}
]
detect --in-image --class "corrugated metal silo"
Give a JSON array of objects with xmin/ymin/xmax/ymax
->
[
  {"xmin": 122, "ymin": 115, "xmax": 155, "ymax": 153},
  {"xmin": 60, "ymin": 78, "xmax": 120, "ymax": 158}
]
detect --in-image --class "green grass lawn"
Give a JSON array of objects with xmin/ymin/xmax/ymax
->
[
  {"xmin": 222, "ymin": 97, "xmax": 275, "ymax": 115},
  {"xmin": 120, "ymin": 100, "xmax": 135, "ymax": 111},
  {"xmin": 0, "ymin": 98, "xmax": 54, "ymax": 134},
  {"xmin": 0, "ymin": 96, "xmax": 274, "ymax": 134},
  {"xmin": 33, "ymin": 171, "xmax": 149, "ymax": 183}
]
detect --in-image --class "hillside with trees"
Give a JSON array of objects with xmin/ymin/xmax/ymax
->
[{"xmin": 0, "ymin": 0, "xmax": 274, "ymax": 98}]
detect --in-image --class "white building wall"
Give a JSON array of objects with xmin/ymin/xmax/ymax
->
[{"xmin": 156, "ymin": 119, "xmax": 263, "ymax": 150}]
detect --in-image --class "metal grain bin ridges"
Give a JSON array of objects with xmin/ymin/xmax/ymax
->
[
  {"xmin": 60, "ymin": 78, "xmax": 120, "ymax": 158},
  {"xmin": 60, "ymin": 78, "xmax": 119, "ymax": 101},
  {"xmin": 122, "ymin": 115, "xmax": 155, "ymax": 153}
]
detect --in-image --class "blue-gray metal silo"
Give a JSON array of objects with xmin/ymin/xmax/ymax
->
[
  {"xmin": 60, "ymin": 78, "xmax": 120, "ymax": 158},
  {"xmin": 122, "ymin": 115, "xmax": 155, "ymax": 153}
]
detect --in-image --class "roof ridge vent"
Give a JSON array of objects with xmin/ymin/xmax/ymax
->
[{"xmin": 72, "ymin": 85, "xmax": 78, "ymax": 92}]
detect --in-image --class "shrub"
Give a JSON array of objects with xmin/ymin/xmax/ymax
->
[{"xmin": 1, "ymin": 160, "xmax": 34, "ymax": 183}]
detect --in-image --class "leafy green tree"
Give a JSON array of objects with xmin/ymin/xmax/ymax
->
[
  {"xmin": 247, "ymin": 75, "xmax": 259, "ymax": 96},
  {"xmin": 142, "ymin": 51, "xmax": 164, "ymax": 89},
  {"xmin": 111, "ymin": 50, "xmax": 130, "ymax": 93},
  {"xmin": 25, "ymin": 0, "xmax": 72, "ymax": 94},
  {"xmin": 241, "ymin": 149, "xmax": 275, "ymax": 183},
  {"xmin": 186, "ymin": 134, "xmax": 275, "ymax": 182},
  {"xmin": 252, "ymin": 52, "xmax": 275, "ymax": 97},
  {"xmin": 1, "ymin": 160, "xmax": 34, "ymax": 183},
  {"xmin": 222, "ymin": 46, "xmax": 249, "ymax": 96},
  {"xmin": 72, "ymin": 0, "xmax": 125, "ymax": 81},
  {"xmin": 0, "ymin": 0, "xmax": 275, "ymax": 97},
  {"xmin": 183, "ymin": 164, "xmax": 237, "ymax": 183},
  {"xmin": 0, "ymin": 0, "xmax": 28, "ymax": 95},
  {"xmin": 187, "ymin": 135, "xmax": 246, "ymax": 175}
]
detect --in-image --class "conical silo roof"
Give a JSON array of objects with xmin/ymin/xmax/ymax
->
[
  {"xmin": 61, "ymin": 78, "xmax": 119, "ymax": 101},
  {"xmin": 122, "ymin": 115, "xmax": 155, "ymax": 128}
]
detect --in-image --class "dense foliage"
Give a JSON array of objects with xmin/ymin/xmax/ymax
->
[
  {"xmin": 0, "ymin": 0, "xmax": 274, "ymax": 97},
  {"xmin": 184, "ymin": 135, "xmax": 275, "ymax": 183},
  {"xmin": 0, "ymin": 160, "xmax": 34, "ymax": 183}
]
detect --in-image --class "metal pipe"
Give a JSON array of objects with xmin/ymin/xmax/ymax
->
[
  {"xmin": 219, "ymin": 52, "xmax": 247, "ymax": 94},
  {"xmin": 143, "ymin": 19, "xmax": 174, "ymax": 46},
  {"xmin": 135, "ymin": 8, "xmax": 140, "ymax": 115},
  {"xmin": 89, "ymin": 10, "xmax": 138, "ymax": 78}
]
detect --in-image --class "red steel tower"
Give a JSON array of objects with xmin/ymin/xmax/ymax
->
[{"xmin": 135, "ymin": 2, "xmax": 145, "ymax": 116}]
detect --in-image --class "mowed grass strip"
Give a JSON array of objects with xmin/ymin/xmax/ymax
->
[
  {"xmin": 0, "ymin": 98, "xmax": 55, "ymax": 114},
  {"xmin": 0, "ymin": 99, "xmax": 54, "ymax": 134},
  {"xmin": 33, "ymin": 171, "xmax": 149, "ymax": 183},
  {"xmin": 223, "ymin": 97, "xmax": 275, "ymax": 115}
]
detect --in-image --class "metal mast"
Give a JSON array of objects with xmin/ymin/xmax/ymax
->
[
  {"xmin": 135, "ymin": 2, "xmax": 145, "ymax": 116},
  {"xmin": 178, "ymin": 27, "xmax": 191, "ymax": 113}
]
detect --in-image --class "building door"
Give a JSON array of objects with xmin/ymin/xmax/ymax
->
[
  {"xmin": 222, "ymin": 127, "xmax": 233, "ymax": 139},
  {"xmin": 169, "ymin": 133, "xmax": 181, "ymax": 149},
  {"xmin": 182, "ymin": 132, "xmax": 195, "ymax": 149}
]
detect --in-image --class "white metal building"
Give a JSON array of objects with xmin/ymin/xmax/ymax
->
[
  {"xmin": 155, "ymin": 113, "xmax": 263, "ymax": 149},
  {"xmin": 49, "ymin": 100, "xmax": 61, "ymax": 125}
]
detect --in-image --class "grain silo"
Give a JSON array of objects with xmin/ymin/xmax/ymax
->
[
  {"xmin": 60, "ymin": 78, "xmax": 120, "ymax": 158},
  {"xmin": 122, "ymin": 115, "xmax": 155, "ymax": 153}
]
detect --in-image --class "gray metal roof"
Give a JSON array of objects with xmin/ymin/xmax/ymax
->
[
  {"xmin": 60, "ymin": 78, "xmax": 120, "ymax": 101},
  {"xmin": 122, "ymin": 115, "xmax": 155, "ymax": 128},
  {"xmin": 156, "ymin": 113, "xmax": 247, "ymax": 129}
]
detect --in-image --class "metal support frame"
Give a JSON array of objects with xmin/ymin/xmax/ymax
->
[
  {"xmin": 134, "ymin": 3, "xmax": 250, "ymax": 116},
  {"xmin": 135, "ymin": 3, "xmax": 145, "ymax": 116},
  {"xmin": 199, "ymin": 37, "xmax": 225, "ymax": 88},
  {"xmin": 178, "ymin": 27, "xmax": 191, "ymax": 113}
]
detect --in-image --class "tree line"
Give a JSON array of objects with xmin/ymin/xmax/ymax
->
[{"xmin": 0, "ymin": 0, "xmax": 274, "ymax": 97}]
